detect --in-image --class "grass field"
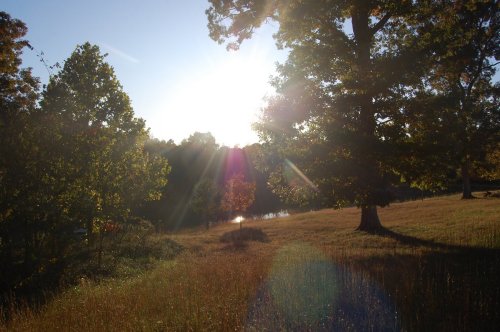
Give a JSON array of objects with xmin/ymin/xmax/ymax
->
[{"xmin": 2, "ymin": 193, "xmax": 499, "ymax": 331}]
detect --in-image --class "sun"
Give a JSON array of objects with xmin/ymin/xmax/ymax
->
[{"xmin": 158, "ymin": 48, "xmax": 276, "ymax": 147}]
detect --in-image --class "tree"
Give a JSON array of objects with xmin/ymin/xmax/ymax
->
[
  {"xmin": 416, "ymin": 0, "xmax": 500, "ymax": 198},
  {"xmin": 141, "ymin": 136, "xmax": 287, "ymax": 231},
  {"xmin": 0, "ymin": 11, "xmax": 38, "ymax": 126},
  {"xmin": 0, "ymin": 11, "xmax": 41, "ymax": 277},
  {"xmin": 190, "ymin": 179, "xmax": 220, "ymax": 229},
  {"xmin": 207, "ymin": 0, "xmax": 423, "ymax": 231},
  {"xmin": 40, "ymin": 43, "xmax": 169, "ymax": 254},
  {"xmin": 480, "ymin": 141, "xmax": 500, "ymax": 180},
  {"xmin": 397, "ymin": 90, "xmax": 460, "ymax": 194},
  {"xmin": 165, "ymin": 132, "xmax": 222, "ymax": 230},
  {"xmin": 243, "ymin": 143, "xmax": 285, "ymax": 216},
  {"xmin": 221, "ymin": 173, "xmax": 256, "ymax": 228}
]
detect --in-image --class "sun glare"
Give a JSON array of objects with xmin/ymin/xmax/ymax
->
[
  {"xmin": 158, "ymin": 48, "xmax": 276, "ymax": 147},
  {"xmin": 232, "ymin": 216, "xmax": 245, "ymax": 223}
]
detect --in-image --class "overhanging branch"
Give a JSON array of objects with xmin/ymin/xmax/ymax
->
[{"xmin": 370, "ymin": 12, "xmax": 392, "ymax": 35}]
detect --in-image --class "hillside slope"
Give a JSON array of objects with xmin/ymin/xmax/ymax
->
[{"xmin": 3, "ymin": 194, "xmax": 499, "ymax": 331}]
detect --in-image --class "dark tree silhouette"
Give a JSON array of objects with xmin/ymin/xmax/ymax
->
[{"xmin": 207, "ymin": 1, "xmax": 426, "ymax": 231}]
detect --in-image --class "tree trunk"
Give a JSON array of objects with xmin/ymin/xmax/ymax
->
[
  {"xmin": 97, "ymin": 231, "xmax": 103, "ymax": 269},
  {"xmin": 351, "ymin": 6, "xmax": 386, "ymax": 233},
  {"xmin": 23, "ymin": 220, "xmax": 34, "ymax": 265},
  {"xmin": 86, "ymin": 217, "xmax": 94, "ymax": 247},
  {"xmin": 351, "ymin": 5, "xmax": 390, "ymax": 233},
  {"xmin": 461, "ymin": 161, "xmax": 473, "ymax": 199},
  {"xmin": 356, "ymin": 205, "xmax": 383, "ymax": 232}
]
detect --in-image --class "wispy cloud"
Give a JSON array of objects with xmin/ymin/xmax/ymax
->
[{"xmin": 101, "ymin": 42, "xmax": 139, "ymax": 63}]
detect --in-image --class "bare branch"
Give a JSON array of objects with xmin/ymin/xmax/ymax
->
[{"xmin": 482, "ymin": 61, "xmax": 500, "ymax": 70}]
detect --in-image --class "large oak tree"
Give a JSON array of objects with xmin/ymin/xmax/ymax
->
[{"xmin": 207, "ymin": 0, "xmax": 424, "ymax": 231}]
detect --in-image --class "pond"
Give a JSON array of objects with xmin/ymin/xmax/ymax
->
[
  {"xmin": 229, "ymin": 211, "xmax": 290, "ymax": 224},
  {"xmin": 254, "ymin": 211, "xmax": 290, "ymax": 220}
]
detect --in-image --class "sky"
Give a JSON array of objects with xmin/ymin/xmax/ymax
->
[{"xmin": 3, "ymin": 0, "xmax": 287, "ymax": 147}]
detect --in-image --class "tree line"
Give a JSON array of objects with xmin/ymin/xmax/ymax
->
[{"xmin": 138, "ymin": 134, "xmax": 283, "ymax": 231}]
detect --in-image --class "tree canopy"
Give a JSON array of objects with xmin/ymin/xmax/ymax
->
[
  {"xmin": 40, "ymin": 42, "xmax": 170, "ymax": 242},
  {"xmin": 207, "ymin": 0, "xmax": 428, "ymax": 231},
  {"xmin": 1, "ymin": 11, "xmax": 42, "ymax": 293},
  {"xmin": 221, "ymin": 173, "xmax": 256, "ymax": 217},
  {"xmin": 1, "ymin": 35, "xmax": 170, "ymax": 294},
  {"xmin": 207, "ymin": 0, "xmax": 500, "ymax": 230},
  {"xmin": 416, "ymin": 0, "xmax": 500, "ymax": 198}
]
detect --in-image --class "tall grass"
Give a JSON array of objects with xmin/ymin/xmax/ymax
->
[{"xmin": 2, "ymin": 193, "xmax": 499, "ymax": 331}]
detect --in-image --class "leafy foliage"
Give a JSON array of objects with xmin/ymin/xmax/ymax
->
[
  {"xmin": 207, "ymin": 0, "xmax": 427, "ymax": 230},
  {"xmin": 138, "ymin": 132, "xmax": 223, "ymax": 230},
  {"xmin": 40, "ymin": 43, "xmax": 169, "ymax": 239},
  {"xmin": 408, "ymin": 0, "xmax": 500, "ymax": 198},
  {"xmin": 190, "ymin": 179, "xmax": 220, "ymax": 229},
  {"xmin": 221, "ymin": 173, "xmax": 256, "ymax": 217},
  {"xmin": 243, "ymin": 144, "xmax": 287, "ymax": 215},
  {"xmin": 138, "ymin": 135, "xmax": 285, "ymax": 230},
  {"xmin": 0, "ymin": 32, "xmax": 170, "ymax": 299},
  {"xmin": 207, "ymin": 0, "xmax": 500, "ymax": 229},
  {"xmin": 0, "ymin": 11, "xmax": 43, "ymax": 298}
]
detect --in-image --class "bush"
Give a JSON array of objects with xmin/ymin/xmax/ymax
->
[{"xmin": 61, "ymin": 229, "xmax": 184, "ymax": 283}]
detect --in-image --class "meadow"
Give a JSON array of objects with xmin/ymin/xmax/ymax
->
[{"xmin": 1, "ymin": 193, "xmax": 499, "ymax": 331}]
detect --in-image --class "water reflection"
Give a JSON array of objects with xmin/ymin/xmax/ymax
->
[{"xmin": 254, "ymin": 211, "xmax": 290, "ymax": 220}]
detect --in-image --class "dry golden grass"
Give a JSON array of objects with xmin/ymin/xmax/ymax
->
[{"xmin": 2, "ymin": 193, "xmax": 499, "ymax": 331}]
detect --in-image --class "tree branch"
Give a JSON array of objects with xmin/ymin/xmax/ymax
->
[
  {"xmin": 482, "ymin": 61, "xmax": 500, "ymax": 70},
  {"xmin": 370, "ymin": 12, "xmax": 392, "ymax": 35}
]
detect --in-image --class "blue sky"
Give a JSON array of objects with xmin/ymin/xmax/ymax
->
[
  {"xmin": 4, "ymin": 1, "xmax": 498, "ymax": 146},
  {"xmin": 4, "ymin": 0, "xmax": 286, "ymax": 147}
]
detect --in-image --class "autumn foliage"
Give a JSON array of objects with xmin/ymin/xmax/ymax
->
[{"xmin": 221, "ymin": 173, "xmax": 256, "ymax": 217}]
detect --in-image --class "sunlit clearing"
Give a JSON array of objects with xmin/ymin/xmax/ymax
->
[
  {"xmin": 232, "ymin": 216, "xmax": 245, "ymax": 223},
  {"xmin": 156, "ymin": 48, "xmax": 276, "ymax": 147}
]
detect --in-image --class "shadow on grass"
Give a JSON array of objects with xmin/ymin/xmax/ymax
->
[
  {"xmin": 349, "ymin": 251, "xmax": 500, "ymax": 331},
  {"xmin": 246, "ymin": 241, "xmax": 500, "ymax": 331},
  {"xmin": 246, "ymin": 243, "xmax": 400, "ymax": 331},
  {"xmin": 0, "ymin": 236, "xmax": 183, "ymax": 322},
  {"xmin": 352, "ymin": 227, "xmax": 500, "ymax": 330},
  {"xmin": 362, "ymin": 227, "xmax": 500, "ymax": 255},
  {"xmin": 220, "ymin": 227, "xmax": 270, "ymax": 251}
]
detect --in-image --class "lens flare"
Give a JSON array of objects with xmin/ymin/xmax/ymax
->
[
  {"xmin": 245, "ymin": 243, "xmax": 399, "ymax": 330},
  {"xmin": 284, "ymin": 159, "xmax": 318, "ymax": 191}
]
